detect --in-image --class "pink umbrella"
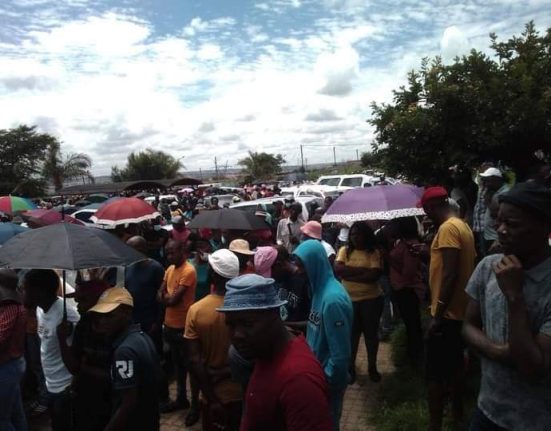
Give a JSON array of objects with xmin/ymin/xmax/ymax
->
[
  {"xmin": 21, "ymin": 209, "xmax": 84, "ymax": 227},
  {"xmin": 90, "ymin": 197, "xmax": 160, "ymax": 227}
]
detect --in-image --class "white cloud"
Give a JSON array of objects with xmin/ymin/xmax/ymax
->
[
  {"xmin": 440, "ymin": 26, "xmax": 470, "ymax": 61},
  {"xmin": 1, "ymin": 2, "xmax": 550, "ymax": 175},
  {"xmin": 315, "ymin": 44, "xmax": 359, "ymax": 96}
]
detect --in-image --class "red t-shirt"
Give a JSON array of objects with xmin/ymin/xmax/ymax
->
[{"xmin": 241, "ymin": 335, "xmax": 332, "ymax": 431}]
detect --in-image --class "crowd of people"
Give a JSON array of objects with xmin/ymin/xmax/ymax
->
[{"xmin": 0, "ymin": 162, "xmax": 550, "ymax": 431}]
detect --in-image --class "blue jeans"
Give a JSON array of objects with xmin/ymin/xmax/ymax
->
[
  {"xmin": 0, "ymin": 357, "xmax": 27, "ymax": 431},
  {"xmin": 328, "ymin": 385, "xmax": 346, "ymax": 431}
]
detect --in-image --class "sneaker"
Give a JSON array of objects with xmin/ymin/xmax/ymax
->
[
  {"xmin": 160, "ymin": 399, "xmax": 191, "ymax": 413},
  {"xmin": 368, "ymin": 368, "xmax": 382, "ymax": 383}
]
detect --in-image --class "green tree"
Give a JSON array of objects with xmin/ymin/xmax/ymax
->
[
  {"xmin": 42, "ymin": 141, "xmax": 94, "ymax": 191},
  {"xmin": 369, "ymin": 22, "xmax": 551, "ymax": 184},
  {"xmin": 237, "ymin": 151, "xmax": 286, "ymax": 181},
  {"xmin": 112, "ymin": 149, "xmax": 182, "ymax": 181},
  {"xmin": 0, "ymin": 125, "xmax": 54, "ymax": 196}
]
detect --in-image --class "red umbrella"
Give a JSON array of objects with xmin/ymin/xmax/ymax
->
[
  {"xmin": 90, "ymin": 197, "xmax": 160, "ymax": 227},
  {"xmin": 21, "ymin": 209, "xmax": 84, "ymax": 227}
]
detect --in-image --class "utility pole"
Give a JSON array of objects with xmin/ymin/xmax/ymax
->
[
  {"xmin": 199, "ymin": 168, "xmax": 203, "ymax": 180},
  {"xmin": 333, "ymin": 146, "xmax": 337, "ymax": 166},
  {"xmin": 214, "ymin": 157, "xmax": 219, "ymax": 180},
  {"xmin": 356, "ymin": 149, "xmax": 359, "ymax": 161},
  {"xmin": 300, "ymin": 144, "xmax": 305, "ymax": 172}
]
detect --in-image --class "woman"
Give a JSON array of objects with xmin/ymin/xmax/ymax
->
[
  {"xmin": 389, "ymin": 217, "xmax": 425, "ymax": 369},
  {"xmin": 335, "ymin": 222, "xmax": 383, "ymax": 382}
]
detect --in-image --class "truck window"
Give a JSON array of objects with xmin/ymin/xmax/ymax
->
[
  {"xmin": 318, "ymin": 178, "xmax": 340, "ymax": 187},
  {"xmin": 341, "ymin": 177, "xmax": 363, "ymax": 187}
]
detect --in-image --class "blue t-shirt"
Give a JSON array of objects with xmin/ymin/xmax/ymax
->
[{"xmin": 125, "ymin": 260, "xmax": 164, "ymax": 331}]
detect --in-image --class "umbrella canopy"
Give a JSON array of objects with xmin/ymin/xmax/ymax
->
[
  {"xmin": 88, "ymin": 194, "xmax": 109, "ymax": 203},
  {"xmin": 321, "ymin": 184, "xmax": 425, "ymax": 224},
  {"xmin": 91, "ymin": 197, "xmax": 160, "ymax": 226},
  {"xmin": 79, "ymin": 196, "xmax": 123, "ymax": 211},
  {"xmin": 21, "ymin": 209, "xmax": 84, "ymax": 227},
  {"xmin": 0, "ymin": 223, "xmax": 145, "ymax": 270},
  {"xmin": 0, "ymin": 223, "xmax": 30, "ymax": 245},
  {"xmin": 187, "ymin": 209, "xmax": 270, "ymax": 231},
  {"xmin": 0, "ymin": 196, "xmax": 36, "ymax": 214}
]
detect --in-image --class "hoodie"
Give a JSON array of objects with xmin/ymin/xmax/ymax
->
[{"xmin": 294, "ymin": 240, "xmax": 352, "ymax": 388}]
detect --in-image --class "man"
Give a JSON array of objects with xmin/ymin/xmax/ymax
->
[
  {"xmin": 170, "ymin": 216, "xmax": 191, "ymax": 243},
  {"xmin": 170, "ymin": 201, "xmax": 184, "ymax": 218},
  {"xmin": 158, "ymin": 239, "xmax": 197, "ymax": 411},
  {"xmin": 481, "ymin": 167, "xmax": 509, "ymax": 253},
  {"xmin": 91, "ymin": 287, "xmax": 160, "ymax": 431},
  {"xmin": 293, "ymin": 240, "xmax": 352, "ymax": 431},
  {"xmin": 23, "ymin": 269, "xmax": 80, "ymax": 431},
  {"xmin": 462, "ymin": 182, "xmax": 551, "ymax": 430},
  {"xmin": 210, "ymin": 197, "xmax": 221, "ymax": 210},
  {"xmin": 0, "ymin": 269, "xmax": 27, "ymax": 431},
  {"xmin": 219, "ymin": 274, "xmax": 333, "ymax": 431},
  {"xmin": 472, "ymin": 164, "xmax": 492, "ymax": 257},
  {"xmin": 420, "ymin": 186, "xmax": 476, "ymax": 431},
  {"xmin": 228, "ymin": 239, "xmax": 255, "ymax": 275},
  {"xmin": 300, "ymin": 220, "xmax": 337, "ymax": 265},
  {"xmin": 255, "ymin": 246, "xmax": 311, "ymax": 331},
  {"xmin": 276, "ymin": 202, "xmax": 305, "ymax": 253},
  {"xmin": 57, "ymin": 279, "xmax": 112, "ymax": 431},
  {"xmin": 184, "ymin": 249, "xmax": 242, "ymax": 430},
  {"xmin": 126, "ymin": 236, "xmax": 164, "ymax": 337}
]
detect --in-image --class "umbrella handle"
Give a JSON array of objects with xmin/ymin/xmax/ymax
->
[{"xmin": 62, "ymin": 270, "xmax": 67, "ymax": 322}]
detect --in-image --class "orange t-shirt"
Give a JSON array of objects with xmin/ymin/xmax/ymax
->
[{"xmin": 163, "ymin": 261, "xmax": 197, "ymax": 329}]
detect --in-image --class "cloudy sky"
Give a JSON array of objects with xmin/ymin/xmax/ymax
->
[{"xmin": 1, "ymin": 0, "xmax": 550, "ymax": 176}]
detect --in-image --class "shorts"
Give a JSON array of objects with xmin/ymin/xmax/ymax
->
[{"xmin": 425, "ymin": 318, "xmax": 464, "ymax": 383}]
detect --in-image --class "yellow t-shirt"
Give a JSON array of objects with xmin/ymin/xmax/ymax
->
[
  {"xmin": 429, "ymin": 217, "xmax": 476, "ymax": 320},
  {"xmin": 336, "ymin": 247, "xmax": 383, "ymax": 301},
  {"xmin": 163, "ymin": 262, "xmax": 197, "ymax": 329},
  {"xmin": 184, "ymin": 294, "xmax": 242, "ymax": 403}
]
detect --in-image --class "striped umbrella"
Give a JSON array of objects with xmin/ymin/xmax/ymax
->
[{"xmin": 0, "ymin": 196, "xmax": 36, "ymax": 215}]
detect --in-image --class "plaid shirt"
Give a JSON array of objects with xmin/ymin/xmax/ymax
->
[
  {"xmin": 472, "ymin": 185, "xmax": 487, "ymax": 232},
  {"xmin": 0, "ymin": 303, "xmax": 26, "ymax": 363}
]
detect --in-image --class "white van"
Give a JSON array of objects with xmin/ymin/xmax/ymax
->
[{"xmin": 316, "ymin": 174, "xmax": 378, "ymax": 190}]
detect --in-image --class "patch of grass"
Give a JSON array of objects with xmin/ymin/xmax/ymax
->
[{"xmin": 371, "ymin": 324, "xmax": 480, "ymax": 431}]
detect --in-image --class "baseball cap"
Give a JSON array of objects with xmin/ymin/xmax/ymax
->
[
  {"xmin": 419, "ymin": 186, "xmax": 449, "ymax": 207},
  {"xmin": 89, "ymin": 287, "xmax": 134, "ymax": 314},
  {"xmin": 480, "ymin": 167, "xmax": 503, "ymax": 178}
]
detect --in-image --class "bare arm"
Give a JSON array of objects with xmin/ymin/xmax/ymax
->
[
  {"xmin": 104, "ymin": 388, "xmax": 138, "ymax": 431},
  {"xmin": 494, "ymin": 255, "xmax": 551, "ymax": 382},
  {"xmin": 433, "ymin": 248, "xmax": 460, "ymax": 319},
  {"xmin": 462, "ymin": 298, "xmax": 511, "ymax": 365},
  {"xmin": 159, "ymin": 283, "xmax": 189, "ymax": 307},
  {"xmin": 187, "ymin": 339, "xmax": 219, "ymax": 404}
]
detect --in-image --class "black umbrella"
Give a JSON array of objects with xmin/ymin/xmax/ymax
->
[
  {"xmin": 187, "ymin": 208, "xmax": 269, "ymax": 231},
  {"xmin": 0, "ymin": 223, "xmax": 145, "ymax": 270}
]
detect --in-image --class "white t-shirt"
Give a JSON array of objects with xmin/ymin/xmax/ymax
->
[
  {"xmin": 321, "ymin": 240, "xmax": 336, "ymax": 258},
  {"xmin": 36, "ymin": 298, "xmax": 80, "ymax": 393}
]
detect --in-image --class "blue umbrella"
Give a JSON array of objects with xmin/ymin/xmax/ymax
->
[{"xmin": 0, "ymin": 222, "xmax": 30, "ymax": 245}]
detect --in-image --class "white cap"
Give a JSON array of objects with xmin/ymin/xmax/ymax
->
[
  {"xmin": 208, "ymin": 249, "xmax": 240, "ymax": 279},
  {"xmin": 480, "ymin": 167, "xmax": 503, "ymax": 178}
]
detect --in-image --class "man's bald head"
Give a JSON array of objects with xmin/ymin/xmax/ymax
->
[
  {"xmin": 126, "ymin": 235, "xmax": 147, "ymax": 254},
  {"xmin": 0, "ymin": 269, "xmax": 18, "ymax": 291}
]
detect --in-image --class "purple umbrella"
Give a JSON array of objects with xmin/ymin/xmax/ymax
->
[{"xmin": 321, "ymin": 184, "xmax": 425, "ymax": 223}]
